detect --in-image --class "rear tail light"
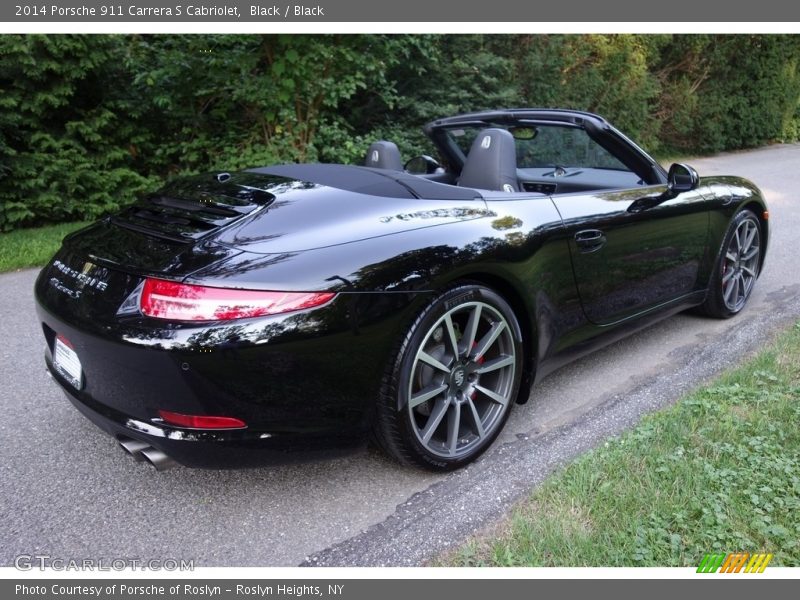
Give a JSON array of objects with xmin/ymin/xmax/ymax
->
[
  {"xmin": 139, "ymin": 278, "xmax": 335, "ymax": 321},
  {"xmin": 157, "ymin": 410, "xmax": 247, "ymax": 430}
]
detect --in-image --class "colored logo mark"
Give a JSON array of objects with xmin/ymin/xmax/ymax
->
[{"xmin": 697, "ymin": 552, "xmax": 773, "ymax": 573}]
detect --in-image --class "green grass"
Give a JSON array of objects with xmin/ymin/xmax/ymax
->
[
  {"xmin": 441, "ymin": 321, "xmax": 800, "ymax": 567},
  {"xmin": 0, "ymin": 222, "xmax": 90, "ymax": 273}
]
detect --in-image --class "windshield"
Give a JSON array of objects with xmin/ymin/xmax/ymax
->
[{"xmin": 446, "ymin": 123, "xmax": 631, "ymax": 171}]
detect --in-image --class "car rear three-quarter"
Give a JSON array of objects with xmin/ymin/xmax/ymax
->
[
  {"xmin": 35, "ymin": 109, "xmax": 770, "ymax": 472},
  {"xmin": 36, "ymin": 259, "xmax": 371, "ymax": 469},
  {"xmin": 34, "ymin": 168, "xmax": 488, "ymax": 469}
]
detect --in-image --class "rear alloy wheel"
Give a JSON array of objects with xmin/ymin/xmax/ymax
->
[
  {"xmin": 373, "ymin": 285, "xmax": 523, "ymax": 470},
  {"xmin": 702, "ymin": 210, "xmax": 762, "ymax": 318}
]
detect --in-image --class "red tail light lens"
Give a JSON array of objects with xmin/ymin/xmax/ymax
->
[
  {"xmin": 140, "ymin": 278, "xmax": 335, "ymax": 321},
  {"xmin": 158, "ymin": 410, "xmax": 247, "ymax": 430}
]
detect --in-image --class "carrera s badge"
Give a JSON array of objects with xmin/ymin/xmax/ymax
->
[{"xmin": 51, "ymin": 259, "xmax": 109, "ymax": 293}]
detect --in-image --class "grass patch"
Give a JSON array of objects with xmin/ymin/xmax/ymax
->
[
  {"xmin": 0, "ymin": 222, "xmax": 90, "ymax": 273},
  {"xmin": 441, "ymin": 321, "xmax": 800, "ymax": 567}
]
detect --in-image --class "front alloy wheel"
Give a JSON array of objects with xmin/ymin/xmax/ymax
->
[
  {"xmin": 720, "ymin": 216, "xmax": 761, "ymax": 312},
  {"xmin": 701, "ymin": 210, "xmax": 762, "ymax": 318},
  {"xmin": 373, "ymin": 285, "xmax": 522, "ymax": 470}
]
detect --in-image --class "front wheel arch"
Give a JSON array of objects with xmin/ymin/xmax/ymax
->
[
  {"xmin": 701, "ymin": 208, "xmax": 762, "ymax": 318},
  {"xmin": 741, "ymin": 201, "xmax": 768, "ymax": 275}
]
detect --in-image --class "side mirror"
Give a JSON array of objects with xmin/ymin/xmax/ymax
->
[
  {"xmin": 667, "ymin": 163, "xmax": 699, "ymax": 195},
  {"xmin": 628, "ymin": 163, "xmax": 700, "ymax": 213},
  {"xmin": 405, "ymin": 155, "xmax": 442, "ymax": 175}
]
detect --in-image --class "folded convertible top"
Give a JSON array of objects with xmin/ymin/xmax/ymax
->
[{"xmin": 248, "ymin": 164, "xmax": 483, "ymax": 201}]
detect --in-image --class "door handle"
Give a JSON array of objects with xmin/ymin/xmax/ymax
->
[{"xmin": 574, "ymin": 229, "xmax": 607, "ymax": 253}]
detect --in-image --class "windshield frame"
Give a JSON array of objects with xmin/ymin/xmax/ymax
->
[
  {"xmin": 423, "ymin": 109, "xmax": 668, "ymax": 185},
  {"xmin": 443, "ymin": 121, "xmax": 632, "ymax": 173}
]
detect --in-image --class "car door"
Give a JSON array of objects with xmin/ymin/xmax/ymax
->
[{"xmin": 551, "ymin": 184, "xmax": 710, "ymax": 326}]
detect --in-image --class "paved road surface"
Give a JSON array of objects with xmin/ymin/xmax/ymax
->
[{"xmin": 1, "ymin": 144, "xmax": 798, "ymax": 567}]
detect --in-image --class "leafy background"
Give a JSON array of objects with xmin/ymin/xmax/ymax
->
[{"xmin": 1, "ymin": 34, "xmax": 798, "ymax": 231}]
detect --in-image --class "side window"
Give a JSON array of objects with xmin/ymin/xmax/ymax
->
[{"xmin": 516, "ymin": 126, "xmax": 631, "ymax": 171}]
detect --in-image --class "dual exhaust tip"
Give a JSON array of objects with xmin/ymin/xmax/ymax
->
[{"xmin": 118, "ymin": 437, "xmax": 177, "ymax": 471}]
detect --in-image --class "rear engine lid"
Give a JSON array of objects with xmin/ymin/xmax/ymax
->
[
  {"xmin": 110, "ymin": 171, "xmax": 285, "ymax": 244},
  {"xmin": 36, "ymin": 233, "xmax": 242, "ymax": 328},
  {"xmin": 35, "ymin": 172, "xmax": 298, "ymax": 325}
]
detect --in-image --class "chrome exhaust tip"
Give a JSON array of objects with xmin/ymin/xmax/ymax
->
[
  {"xmin": 118, "ymin": 438, "xmax": 150, "ymax": 462},
  {"xmin": 139, "ymin": 446, "xmax": 177, "ymax": 471},
  {"xmin": 118, "ymin": 437, "xmax": 177, "ymax": 470}
]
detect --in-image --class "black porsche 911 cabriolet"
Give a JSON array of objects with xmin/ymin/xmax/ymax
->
[{"xmin": 35, "ymin": 109, "xmax": 768, "ymax": 471}]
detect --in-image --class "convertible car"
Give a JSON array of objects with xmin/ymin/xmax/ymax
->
[{"xmin": 35, "ymin": 109, "xmax": 768, "ymax": 471}]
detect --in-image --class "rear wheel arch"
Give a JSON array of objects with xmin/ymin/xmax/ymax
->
[{"xmin": 372, "ymin": 280, "xmax": 526, "ymax": 469}]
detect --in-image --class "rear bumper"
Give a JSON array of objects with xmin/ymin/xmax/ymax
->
[
  {"xmin": 35, "ymin": 281, "xmax": 420, "ymax": 468},
  {"xmin": 54, "ymin": 372, "xmax": 364, "ymax": 468}
]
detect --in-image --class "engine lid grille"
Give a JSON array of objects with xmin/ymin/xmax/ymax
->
[{"xmin": 111, "ymin": 172, "xmax": 284, "ymax": 243}]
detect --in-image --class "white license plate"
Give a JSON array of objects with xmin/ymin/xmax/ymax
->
[{"xmin": 53, "ymin": 335, "xmax": 83, "ymax": 389}]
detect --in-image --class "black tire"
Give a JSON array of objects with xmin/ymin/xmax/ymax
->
[
  {"xmin": 371, "ymin": 284, "xmax": 523, "ymax": 471},
  {"xmin": 700, "ymin": 210, "xmax": 762, "ymax": 318}
]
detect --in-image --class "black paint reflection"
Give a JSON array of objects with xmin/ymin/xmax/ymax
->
[{"xmin": 553, "ymin": 185, "xmax": 710, "ymax": 324}]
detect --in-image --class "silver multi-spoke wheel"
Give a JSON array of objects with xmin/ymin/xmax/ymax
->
[
  {"xmin": 407, "ymin": 301, "xmax": 516, "ymax": 460},
  {"xmin": 721, "ymin": 216, "xmax": 761, "ymax": 312},
  {"xmin": 372, "ymin": 284, "xmax": 522, "ymax": 470},
  {"xmin": 701, "ymin": 210, "xmax": 762, "ymax": 319}
]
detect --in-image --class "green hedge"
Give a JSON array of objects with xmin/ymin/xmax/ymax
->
[{"xmin": 1, "ymin": 34, "xmax": 798, "ymax": 231}]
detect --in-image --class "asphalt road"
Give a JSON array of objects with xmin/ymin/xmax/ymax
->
[{"xmin": 2, "ymin": 144, "xmax": 799, "ymax": 568}]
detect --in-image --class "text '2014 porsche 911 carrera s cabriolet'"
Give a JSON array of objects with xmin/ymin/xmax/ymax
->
[{"xmin": 35, "ymin": 109, "xmax": 769, "ymax": 471}]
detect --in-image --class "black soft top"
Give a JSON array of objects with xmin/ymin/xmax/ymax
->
[{"xmin": 248, "ymin": 164, "xmax": 482, "ymax": 201}]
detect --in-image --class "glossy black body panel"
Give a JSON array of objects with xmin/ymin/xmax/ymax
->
[
  {"xmin": 552, "ymin": 184, "xmax": 710, "ymax": 325},
  {"xmin": 34, "ymin": 110, "xmax": 769, "ymax": 468}
]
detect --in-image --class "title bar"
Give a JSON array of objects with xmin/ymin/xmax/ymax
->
[{"xmin": 4, "ymin": 0, "xmax": 800, "ymax": 22}]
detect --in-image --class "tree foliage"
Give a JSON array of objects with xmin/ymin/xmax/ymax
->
[{"xmin": 1, "ymin": 34, "xmax": 798, "ymax": 231}]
